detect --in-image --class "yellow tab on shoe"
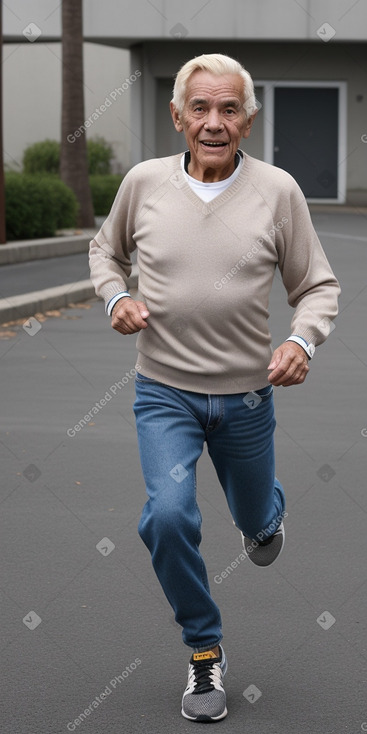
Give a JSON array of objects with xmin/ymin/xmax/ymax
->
[{"xmin": 192, "ymin": 651, "xmax": 218, "ymax": 661}]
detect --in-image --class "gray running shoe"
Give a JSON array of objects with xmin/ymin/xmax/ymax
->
[
  {"xmin": 181, "ymin": 645, "xmax": 228, "ymax": 721},
  {"xmin": 242, "ymin": 522, "xmax": 285, "ymax": 567}
]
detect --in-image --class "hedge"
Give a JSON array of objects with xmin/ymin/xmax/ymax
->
[
  {"xmin": 23, "ymin": 137, "xmax": 114, "ymax": 175},
  {"xmin": 5, "ymin": 173, "xmax": 79, "ymax": 241},
  {"xmin": 89, "ymin": 175, "xmax": 123, "ymax": 215},
  {"xmin": 87, "ymin": 138, "xmax": 114, "ymax": 175},
  {"xmin": 23, "ymin": 140, "xmax": 60, "ymax": 175}
]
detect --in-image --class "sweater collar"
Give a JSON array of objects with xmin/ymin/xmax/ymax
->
[
  {"xmin": 172, "ymin": 149, "xmax": 250, "ymax": 212},
  {"xmin": 183, "ymin": 149, "xmax": 243, "ymax": 177}
]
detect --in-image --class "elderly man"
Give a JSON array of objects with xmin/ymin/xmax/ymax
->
[{"xmin": 89, "ymin": 53, "xmax": 340, "ymax": 722}]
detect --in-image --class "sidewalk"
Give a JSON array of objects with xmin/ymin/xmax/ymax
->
[{"xmin": 0, "ymin": 228, "xmax": 138, "ymax": 323}]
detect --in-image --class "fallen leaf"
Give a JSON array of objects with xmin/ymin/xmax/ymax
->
[
  {"xmin": 0, "ymin": 330, "xmax": 17, "ymax": 339},
  {"xmin": 1, "ymin": 300, "xmax": 96, "ymax": 330},
  {"xmin": 68, "ymin": 302, "xmax": 92, "ymax": 310},
  {"xmin": 1, "ymin": 318, "xmax": 26, "ymax": 326}
]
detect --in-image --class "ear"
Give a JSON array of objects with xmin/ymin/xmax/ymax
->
[
  {"xmin": 170, "ymin": 101, "xmax": 184, "ymax": 132},
  {"xmin": 242, "ymin": 110, "xmax": 258, "ymax": 139}
]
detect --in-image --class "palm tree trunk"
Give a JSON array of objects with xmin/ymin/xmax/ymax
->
[
  {"xmin": 60, "ymin": 0, "xmax": 94, "ymax": 228},
  {"xmin": 0, "ymin": 0, "xmax": 6, "ymax": 243}
]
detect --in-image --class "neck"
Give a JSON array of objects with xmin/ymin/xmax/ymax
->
[{"xmin": 186, "ymin": 153, "xmax": 238, "ymax": 183}]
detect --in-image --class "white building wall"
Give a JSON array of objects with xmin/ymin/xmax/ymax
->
[
  {"xmin": 4, "ymin": 0, "xmax": 367, "ymax": 43},
  {"xmin": 3, "ymin": 42, "xmax": 131, "ymax": 173}
]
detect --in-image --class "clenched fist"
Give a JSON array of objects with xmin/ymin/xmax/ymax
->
[
  {"xmin": 111, "ymin": 297, "xmax": 150, "ymax": 335},
  {"xmin": 267, "ymin": 341, "xmax": 310, "ymax": 386}
]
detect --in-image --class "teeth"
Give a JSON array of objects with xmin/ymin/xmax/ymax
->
[{"xmin": 203, "ymin": 142, "xmax": 225, "ymax": 146}]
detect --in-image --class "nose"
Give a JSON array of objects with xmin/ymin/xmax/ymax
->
[{"xmin": 204, "ymin": 108, "xmax": 224, "ymax": 132}]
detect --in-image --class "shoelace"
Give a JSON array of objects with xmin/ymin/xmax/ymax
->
[{"xmin": 189, "ymin": 660, "xmax": 223, "ymax": 694}]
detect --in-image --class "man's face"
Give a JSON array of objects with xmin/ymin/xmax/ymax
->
[{"xmin": 170, "ymin": 70, "xmax": 256, "ymax": 182}]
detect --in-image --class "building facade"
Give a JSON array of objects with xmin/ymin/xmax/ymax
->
[{"xmin": 4, "ymin": 0, "xmax": 367, "ymax": 204}]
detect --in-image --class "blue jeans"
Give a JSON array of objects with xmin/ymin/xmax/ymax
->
[{"xmin": 133, "ymin": 373, "xmax": 285, "ymax": 651}]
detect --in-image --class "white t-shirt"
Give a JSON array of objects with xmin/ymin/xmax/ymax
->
[{"xmin": 180, "ymin": 151, "xmax": 243, "ymax": 202}]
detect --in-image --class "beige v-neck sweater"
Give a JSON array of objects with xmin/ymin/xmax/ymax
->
[{"xmin": 89, "ymin": 151, "xmax": 340, "ymax": 394}]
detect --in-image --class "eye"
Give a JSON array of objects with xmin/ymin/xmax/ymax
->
[
  {"xmin": 224, "ymin": 109, "xmax": 236, "ymax": 115},
  {"xmin": 193, "ymin": 106, "xmax": 204, "ymax": 112}
]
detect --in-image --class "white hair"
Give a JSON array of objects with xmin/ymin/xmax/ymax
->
[{"xmin": 171, "ymin": 53, "xmax": 257, "ymax": 118}]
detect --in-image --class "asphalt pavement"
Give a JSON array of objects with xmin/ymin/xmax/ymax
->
[
  {"xmin": 0, "ymin": 248, "xmax": 139, "ymax": 300},
  {"xmin": 0, "ymin": 238, "xmax": 138, "ymax": 322},
  {"xmin": 1, "ymin": 213, "xmax": 367, "ymax": 733},
  {"xmin": 0, "ymin": 253, "xmax": 91, "ymax": 298}
]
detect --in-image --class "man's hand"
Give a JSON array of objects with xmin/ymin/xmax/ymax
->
[
  {"xmin": 267, "ymin": 342, "xmax": 310, "ymax": 386},
  {"xmin": 111, "ymin": 298, "xmax": 150, "ymax": 335}
]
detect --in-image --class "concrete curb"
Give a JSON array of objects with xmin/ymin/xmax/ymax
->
[
  {"xmin": 0, "ymin": 232, "xmax": 98, "ymax": 265},
  {"xmin": 0, "ymin": 266, "xmax": 138, "ymax": 323},
  {"xmin": 309, "ymin": 205, "xmax": 367, "ymax": 214}
]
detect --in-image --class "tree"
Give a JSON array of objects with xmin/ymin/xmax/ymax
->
[
  {"xmin": 60, "ymin": 0, "xmax": 94, "ymax": 228},
  {"xmin": 0, "ymin": 0, "xmax": 6, "ymax": 243}
]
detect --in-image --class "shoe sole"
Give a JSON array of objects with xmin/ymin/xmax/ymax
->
[
  {"xmin": 242, "ymin": 523, "xmax": 285, "ymax": 567},
  {"xmin": 181, "ymin": 706, "xmax": 228, "ymax": 721}
]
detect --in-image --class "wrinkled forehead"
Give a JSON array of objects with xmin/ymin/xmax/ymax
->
[{"xmin": 184, "ymin": 70, "xmax": 246, "ymax": 107}]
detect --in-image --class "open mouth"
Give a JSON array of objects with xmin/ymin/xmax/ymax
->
[{"xmin": 200, "ymin": 141, "xmax": 228, "ymax": 148}]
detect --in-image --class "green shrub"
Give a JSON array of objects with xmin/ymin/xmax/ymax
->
[
  {"xmin": 45, "ymin": 175, "xmax": 80, "ymax": 230},
  {"xmin": 87, "ymin": 137, "xmax": 113, "ymax": 175},
  {"xmin": 23, "ymin": 140, "xmax": 60, "ymax": 175},
  {"xmin": 5, "ymin": 173, "xmax": 79, "ymax": 241},
  {"xmin": 22, "ymin": 136, "xmax": 114, "ymax": 175},
  {"xmin": 89, "ymin": 174, "xmax": 123, "ymax": 215}
]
